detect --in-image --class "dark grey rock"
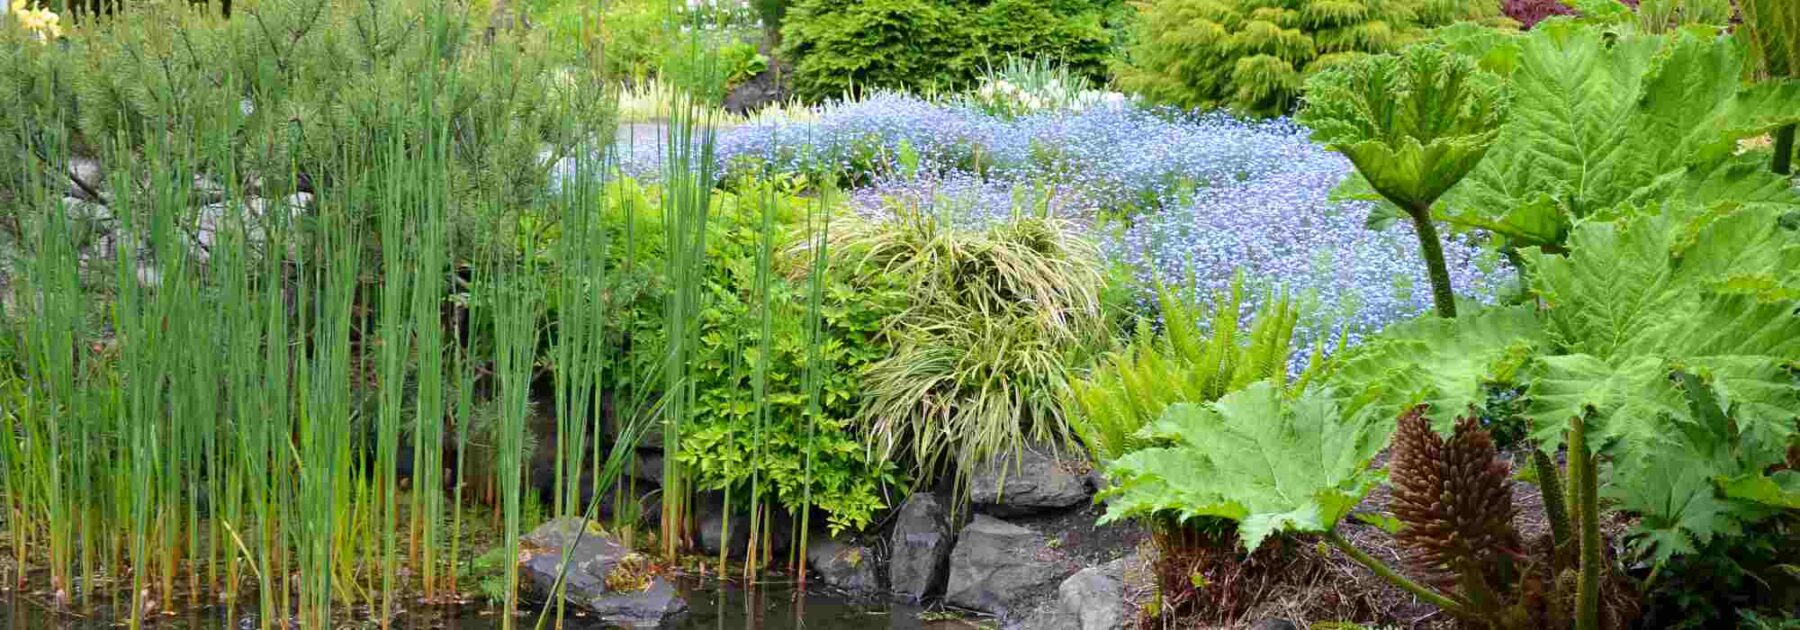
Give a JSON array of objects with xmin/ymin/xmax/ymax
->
[
  {"xmin": 969, "ymin": 443, "xmax": 1092, "ymax": 516},
  {"xmin": 597, "ymin": 485, "xmax": 662, "ymax": 529},
  {"xmin": 610, "ymin": 416, "xmax": 664, "ymax": 450},
  {"xmin": 696, "ymin": 505, "xmax": 750, "ymax": 558},
  {"xmin": 582, "ymin": 579, "xmax": 685, "ymax": 628},
  {"xmin": 722, "ymin": 68, "xmax": 784, "ymax": 115},
  {"xmin": 628, "ymin": 451, "xmax": 664, "ymax": 486},
  {"xmin": 945, "ymin": 515, "xmax": 1077, "ymax": 619},
  {"xmin": 889, "ymin": 493, "xmax": 954, "ymax": 600},
  {"xmin": 518, "ymin": 517, "xmax": 686, "ymax": 627},
  {"xmin": 1054, "ymin": 561, "xmax": 1129, "ymax": 630},
  {"xmin": 805, "ymin": 538, "xmax": 880, "ymax": 595}
]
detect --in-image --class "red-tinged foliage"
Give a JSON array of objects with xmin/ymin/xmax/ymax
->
[{"xmin": 1505, "ymin": 0, "xmax": 1642, "ymax": 28}]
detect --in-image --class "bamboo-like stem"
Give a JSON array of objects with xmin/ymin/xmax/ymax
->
[
  {"xmin": 1569, "ymin": 415, "xmax": 1601, "ymax": 630},
  {"xmin": 1532, "ymin": 446, "xmax": 1571, "ymax": 551},
  {"xmin": 1406, "ymin": 203, "xmax": 1457, "ymax": 318},
  {"xmin": 1325, "ymin": 530, "xmax": 1472, "ymax": 617}
]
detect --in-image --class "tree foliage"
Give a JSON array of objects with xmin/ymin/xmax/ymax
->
[
  {"xmin": 779, "ymin": 0, "xmax": 1116, "ymax": 101},
  {"xmin": 1116, "ymin": 0, "xmax": 1511, "ymax": 117}
]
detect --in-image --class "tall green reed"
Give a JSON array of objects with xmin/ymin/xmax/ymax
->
[{"xmin": 656, "ymin": 41, "xmax": 721, "ymax": 558}]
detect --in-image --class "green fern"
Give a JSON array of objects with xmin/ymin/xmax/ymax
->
[{"xmin": 1066, "ymin": 275, "xmax": 1319, "ymax": 463}]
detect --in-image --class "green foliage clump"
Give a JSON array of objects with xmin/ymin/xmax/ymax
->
[
  {"xmin": 1116, "ymin": 0, "xmax": 1511, "ymax": 117},
  {"xmin": 1335, "ymin": 200, "xmax": 1800, "ymax": 567},
  {"xmin": 1097, "ymin": 382, "xmax": 1387, "ymax": 552},
  {"xmin": 599, "ymin": 180, "xmax": 902, "ymax": 533},
  {"xmin": 1416, "ymin": 19, "xmax": 1800, "ymax": 251},
  {"xmin": 831, "ymin": 209, "xmax": 1108, "ymax": 484},
  {"xmin": 779, "ymin": 0, "xmax": 1116, "ymax": 101},
  {"xmin": 675, "ymin": 191, "xmax": 901, "ymax": 534},
  {"xmin": 1066, "ymin": 276, "xmax": 1321, "ymax": 464}
]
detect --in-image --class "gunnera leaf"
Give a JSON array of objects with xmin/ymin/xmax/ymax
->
[
  {"xmin": 1300, "ymin": 42, "xmax": 1510, "ymax": 213},
  {"xmin": 1098, "ymin": 382, "xmax": 1386, "ymax": 552}
]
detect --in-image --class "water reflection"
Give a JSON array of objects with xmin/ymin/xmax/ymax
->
[{"xmin": 0, "ymin": 581, "xmax": 984, "ymax": 629}]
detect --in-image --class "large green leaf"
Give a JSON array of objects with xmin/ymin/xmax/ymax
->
[
  {"xmin": 1300, "ymin": 43, "xmax": 1509, "ymax": 211},
  {"xmin": 1331, "ymin": 304, "xmax": 1545, "ymax": 430},
  {"xmin": 1098, "ymin": 382, "xmax": 1385, "ymax": 552},
  {"xmin": 1433, "ymin": 21, "xmax": 1800, "ymax": 249},
  {"xmin": 1522, "ymin": 204, "xmax": 1800, "ymax": 452},
  {"xmin": 1603, "ymin": 372, "xmax": 1792, "ymax": 563}
]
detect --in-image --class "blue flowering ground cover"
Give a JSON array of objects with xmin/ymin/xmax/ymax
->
[{"xmin": 587, "ymin": 92, "xmax": 1517, "ymax": 348}]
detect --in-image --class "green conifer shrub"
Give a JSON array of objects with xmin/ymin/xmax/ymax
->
[
  {"xmin": 1116, "ymin": 0, "xmax": 1510, "ymax": 117},
  {"xmin": 779, "ymin": 0, "xmax": 1116, "ymax": 101}
]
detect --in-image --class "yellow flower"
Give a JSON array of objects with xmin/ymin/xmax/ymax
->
[{"xmin": 9, "ymin": 0, "xmax": 62, "ymax": 42}]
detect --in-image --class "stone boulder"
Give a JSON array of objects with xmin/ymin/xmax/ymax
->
[
  {"xmin": 969, "ymin": 443, "xmax": 1092, "ymax": 516},
  {"xmin": 696, "ymin": 508, "xmax": 750, "ymax": 558},
  {"xmin": 518, "ymin": 517, "xmax": 685, "ymax": 627},
  {"xmin": 722, "ymin": 67, "xmax": 784, "ymax": 115},
  {"xmin": 692, "ymin": 498, "xmax": 792, "ymax": 559},
  {"xmin": 805, "ymin": 538, "xmax": 880, "ymax": 595},
  {"xmin": 944, "ymin": 515, "xmax": 1077, "ymax": 619},
  {"xmin": 628, "ymin": 450, "xmax": 664, "ymax": 486},
  {"xmin": 1019, "ymin": 557, "xmax": 1134, "ymax": 630},
  {"xmin": 889, "ymin": 493, "xmax": 954, "ymax": 600},
  {"xmin": 1054, "ymin": 560, "xmax": 1131, "ymax": 629}
]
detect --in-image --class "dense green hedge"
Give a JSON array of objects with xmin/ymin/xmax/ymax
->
[
  {"xmin": 1115, "ymin": 0, "xmax": 1510, "ymax": 117},
  {"xmin": 780, "ymin": 0, "xmax": 1118, "ymax": 101}
]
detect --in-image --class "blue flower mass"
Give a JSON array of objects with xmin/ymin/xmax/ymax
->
[
  {"xmin": 645, "ymin": 93, "xmax": 1514, "ymax": 351},
  {"xmin": 583, "ymin": 92, "xmax": 1516, "ymax": 352}
]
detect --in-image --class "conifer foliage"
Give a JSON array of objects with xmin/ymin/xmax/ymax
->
[{"xmin": 1117, "ymin": 0, "xmax": 1509, "ymax": 116}]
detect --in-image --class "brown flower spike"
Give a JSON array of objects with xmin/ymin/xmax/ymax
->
[{"xmin": 1388, "ymin": 406, "xmax": 1523, "ymax": 589}]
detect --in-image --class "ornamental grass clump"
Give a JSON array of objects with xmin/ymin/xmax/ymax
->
[{"xmin": 831, "ymin": 208, "xmax": 1108, "ymax": 485}]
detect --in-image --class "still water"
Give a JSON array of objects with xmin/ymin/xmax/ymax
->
[{"xmin": 0, "ymin": 581, "xmax": 981, "ymax": 629}]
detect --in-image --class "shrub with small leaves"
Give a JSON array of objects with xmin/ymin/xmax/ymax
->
[
  {"xmin": 779, "ymin": 0, "xmax": 1116, "ymax": 102},
  {"xmin": 1116, "ymin": 0, "xmax": 1511, "ymax": 117}
]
